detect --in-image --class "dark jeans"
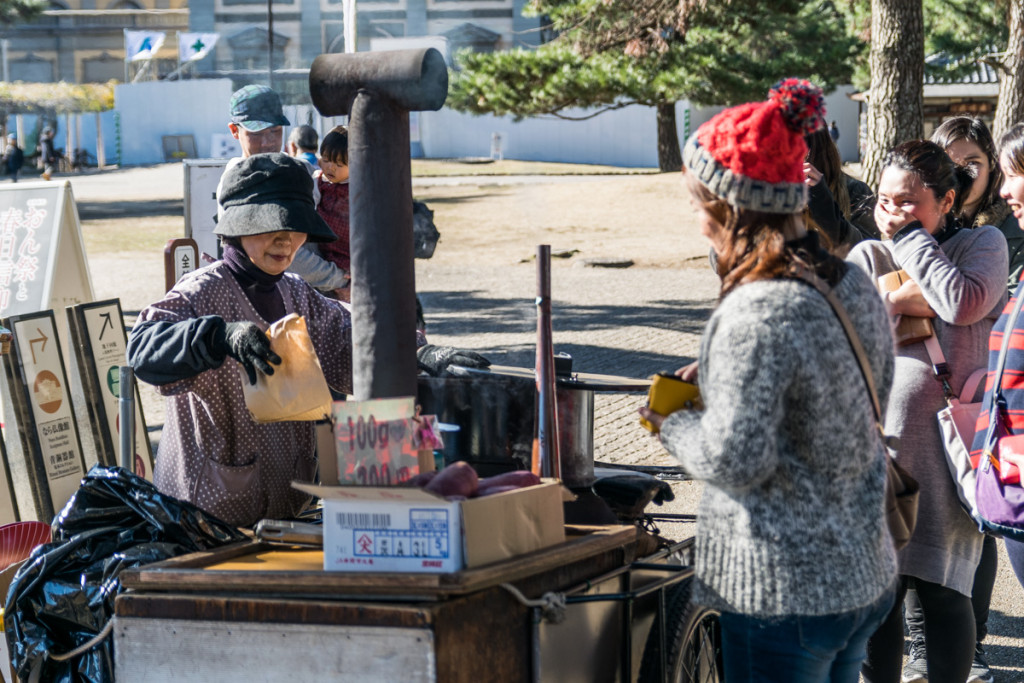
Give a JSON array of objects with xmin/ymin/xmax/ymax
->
[
  {"xmin": 1006, "ymin": 535, "xmax": 1024, "ymax": 588},
  {"xmin": 862, "ymin": 577, "xmax": 975, "ymax": 683},
  {"xmin": 719, "ymin": 587, "xmax": 895, "ymax": 683},
  {"xmin": 905, "ymin": 532, "xmax": 997, "ymax": 642}
]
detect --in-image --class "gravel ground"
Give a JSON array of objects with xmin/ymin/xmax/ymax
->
[{"xmin": 69, "ymin": 163, "xmax": 1024, "ymax": 681}]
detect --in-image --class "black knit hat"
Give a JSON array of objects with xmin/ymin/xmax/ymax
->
[{"xmin": 215, "ymin": 153, "xmax": 336, "ymax": 243}]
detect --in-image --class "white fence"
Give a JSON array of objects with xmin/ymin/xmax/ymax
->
[
  {"xmin": 115, "ymin": 79, "xmax": 235, "ymax": 165},
  {"xmin": 49, "ymin": 80, "xmax": 861, "ymax": 168},
  {"xmin": 418, "ymin": 85, "xmax": 861, "ymax": 166}
]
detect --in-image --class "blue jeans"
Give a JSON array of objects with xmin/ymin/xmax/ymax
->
[{"xmin": 719, "ymin": 587, "xmax": 896, "ymax": 683}]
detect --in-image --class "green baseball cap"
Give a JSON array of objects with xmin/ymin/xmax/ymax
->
[{"xmin": 229, "ymin": 85, "xmax": 290, "ymax": 132}]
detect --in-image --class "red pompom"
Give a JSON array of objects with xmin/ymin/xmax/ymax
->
[{"xmin": 769, "ymin": 78, "xmax": 826, "ymax": 135}]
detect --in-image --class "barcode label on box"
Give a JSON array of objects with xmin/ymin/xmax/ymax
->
[{"xmin": 334, "ymin": 512, "xmax": 392, "ymax": 529}]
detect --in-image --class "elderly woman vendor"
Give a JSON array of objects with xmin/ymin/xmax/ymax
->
[
  {"xmin": 127, "ymin": 153, "xmax": 353, "ymax": 527},
  {"xmin": 129, "ymin": 153, "xmax": 485, "ymax": 528}
]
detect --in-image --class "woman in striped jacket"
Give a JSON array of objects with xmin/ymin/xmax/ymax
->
[{"xmin": 969, "ymin": 122, "xmax": 1024, "ymax": 590}]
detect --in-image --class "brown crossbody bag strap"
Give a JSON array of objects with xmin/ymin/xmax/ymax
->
[
  {"xmin": 789, "ymin": 266, "xmax": 916, "ymax": 549},
  {"xmin": 790, "ymin": 267, "xmax": 887, "ymax": 434}
]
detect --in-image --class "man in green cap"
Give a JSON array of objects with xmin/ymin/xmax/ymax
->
[{"xmin": 218, "ymin": 85, "xmax": 350, "ymax": 297}]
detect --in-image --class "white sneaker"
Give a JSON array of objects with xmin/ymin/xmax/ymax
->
[{"xmin": 901, "ymin": 638, "xmax": 927, "ymax": 683}]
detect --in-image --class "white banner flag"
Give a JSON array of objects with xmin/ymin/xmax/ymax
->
[
  {"xmin": 125, "ymin": 30, "xmax": 166, "ymax": 62},
  {"xmin": 179, "ymin": 32, "xmax": 219, "ymax": 63}
]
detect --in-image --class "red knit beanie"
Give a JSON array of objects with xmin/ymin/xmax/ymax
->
[{"xmin": 683, "ymin": 78, "xmax": 826, "ymax": 213}]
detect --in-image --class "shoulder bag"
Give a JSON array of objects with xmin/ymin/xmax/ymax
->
[
  {"xmin": 792, "ymin": 268, "xmax": 919, "ymax": 551},
  {"xmin": 921, "ymin": 335, "xmax": 988, "ymax": 520},
  {"xmin": 975, "ymin": 291, "xmax": 1024, "ymax": 541}
]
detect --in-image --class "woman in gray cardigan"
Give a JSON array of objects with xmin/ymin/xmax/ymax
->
[
  {"xmin": 847, "ymin": 140, "xmax": 1008, "ymax": 683},
  {"xmin": 640, "ymin": 79, "xmax": 897, "ymax": 682}
]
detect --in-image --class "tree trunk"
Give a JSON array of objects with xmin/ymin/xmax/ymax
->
[
  {"xmin": 993, "ymin": 1, "xmax": 1024, "ymax": 143},
  {"xmin": 862, "ymin": 0, "xmax": 924, "ymax": 189},
  {"xmin": 656, "ymin": 102, "xmax": 682, "ymax": 172}
]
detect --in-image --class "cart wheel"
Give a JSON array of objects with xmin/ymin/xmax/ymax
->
[{"xmin": 638, "ymin": 577, "xmax": 723, "ymax": 683}]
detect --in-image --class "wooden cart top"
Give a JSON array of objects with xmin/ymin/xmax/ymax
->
[{"xmin": 119, "ymin": 524, "xmax": 638, "ymax": 600}]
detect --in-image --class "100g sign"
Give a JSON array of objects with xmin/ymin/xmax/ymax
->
[{"xmin": 345, "ymin": 415, "xmax": 389, "ymax": 451}]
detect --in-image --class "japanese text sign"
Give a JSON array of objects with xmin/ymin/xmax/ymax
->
[{"xmin": 332, "ymin": 397, "xmax": 421, "ymax": 486}]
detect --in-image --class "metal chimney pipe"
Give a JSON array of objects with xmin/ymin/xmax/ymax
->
[{"xmin": 309, "ymin": 48, "xmax": 448, "ymax": 400}]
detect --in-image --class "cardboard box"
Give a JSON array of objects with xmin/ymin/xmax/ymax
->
[{"xmin": 293, "ymin": 481, "xmax": 568, "ymax": 573}]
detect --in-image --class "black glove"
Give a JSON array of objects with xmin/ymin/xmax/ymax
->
[
  {"xmin": 223, "ymin": 322, "xmax": 281, "ymax": 385},
  {"xmin": 416, "ymin": 344, "xmax": 490, "ymax": 377}
]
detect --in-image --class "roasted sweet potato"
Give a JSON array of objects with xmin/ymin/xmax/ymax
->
[
  {"xmin": 424, "ymin": 461, "xmax": 479, "ymax": 499},
  {"xmin": 406, "ymin": 470, "xmax": 438, "ymax": 488}
]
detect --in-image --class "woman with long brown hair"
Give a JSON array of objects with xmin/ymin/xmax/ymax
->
[{"xmin": 640, "ymin": 80, "xmax": 897, "ymax": 682}]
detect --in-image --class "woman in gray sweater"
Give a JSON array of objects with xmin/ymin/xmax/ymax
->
[
  {"xmin": 847, "ymin": 140, "xmax": 1008, "ymax": 683},
  {"xmin": 640, "ymin": 79, "xmax": 897, "ymax": 682}
]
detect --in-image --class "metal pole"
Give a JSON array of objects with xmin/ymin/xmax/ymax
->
[
  {"xmin": 123, "ymin": 29, "xmax": 129, "ymax": 83},
  {"xmin": 1, "ymin": 39, "xmax": 8, "ymax": 82},
  {"xmin": 534, "ymin": 244, "xmax": 560, "ymax": 478},
  {"xmin": 95, "ymin": 112, "xmax": 105, "ymax": 168},
  {"xmin": 348, "ymin": 91, "xmax": 417, "ymax": 400},
  {"xmin": 343, "ymin": 0, "xmax": 357, "ymax": 53},
  {"xmin": 119, "ymin": 366, "xmax": 135, "ymax": 472},
  {"xmin": 267, "ymin": 0, "xmax": 274, "ymax": 89}
]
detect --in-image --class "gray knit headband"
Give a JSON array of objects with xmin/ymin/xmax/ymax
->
[{"xmin": 683, "ymin": 133, "xmax": 808, "ymax": 214}]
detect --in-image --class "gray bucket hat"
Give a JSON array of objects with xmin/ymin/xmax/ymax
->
[{"xmin": 215, "ymin": 153, "xmax": 336, "ymax": 243}]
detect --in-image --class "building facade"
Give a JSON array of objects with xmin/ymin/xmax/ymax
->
[
  {"xmin": 188, "ymin": 0, "xmax": 541, "ymax": 75},
  {"xmin": 0, "ymin": 1, "xmax": 188, "ymax": 83},
  {"xmin": 0, "ymin": 0, "xmax": 542, "ymax": 85}
]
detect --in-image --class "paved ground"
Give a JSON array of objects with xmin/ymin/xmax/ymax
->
[{"xmin": 67, "ymin": 163, "xmax": 1024, "ymax": 681}]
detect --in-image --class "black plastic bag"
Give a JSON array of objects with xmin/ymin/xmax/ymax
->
[{"xmin": 4, "ymin": 465, "xmax": 247, "ymax": 683}]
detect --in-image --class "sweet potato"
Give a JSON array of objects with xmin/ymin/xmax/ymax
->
[
  {"xmin": 477, "ymin": 470, "xmax": 541, "ymax": 491},
  {"xmin": 406, "ymin": 470, "xmax": 438, "ymax": 488},
  {"xmin": 424, "ymin": 461, "xmax": 479, "ymax": 499}
]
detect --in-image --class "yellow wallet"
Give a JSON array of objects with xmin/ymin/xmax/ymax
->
[{"xmin": 640, "ymin": 373, "xmax": 703, "ymax": 433}]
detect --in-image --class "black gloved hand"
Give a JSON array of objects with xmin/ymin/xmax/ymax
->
[
  {"xmin": 223, "ymin": 322, "xmax": 281, "ymax": 385},
  {"xmin": 416, "ymin": 344, "xmax": 491, "ymax": 377}
]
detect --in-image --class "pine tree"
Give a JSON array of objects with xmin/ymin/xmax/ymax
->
[
  {"xmin": 861, "ymin": 0, "xmax": 924, "ymax": 188},
  {"xmin": 0, "ymin": 0, "xmax": 45, "ymax": 26},
  {"xmin": 448, "ymin": 0, "xmax": 858, "ymax": 171},
  {"xmin": 993, "ymin": 1, "xmax": 1024, "ymax": 142}
]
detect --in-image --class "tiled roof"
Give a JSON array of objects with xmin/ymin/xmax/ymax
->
[{"xmin": 924, "ymin": 52, "xmax": 1000, "ymax": 85}]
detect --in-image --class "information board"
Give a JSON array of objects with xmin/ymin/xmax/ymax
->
[
  {"xmin": 163, "ymin": 238, "xmax": 199, "ymax": 292},
  {"xmin": 2, "ymin": 310, "xmax": 88, "ymax": 520},
  {"xmin": 183, "ymin": 158, "xmax": 228, "ymax": 263},
  {"xmin": 0, "ymin": 181, "xmax": 94, "ymax": 321},
  {"xmin": 67, "ymin": 300, "xmax": 154, "ymax": 480}
]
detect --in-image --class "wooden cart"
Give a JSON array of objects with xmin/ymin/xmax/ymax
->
[{"xmin": 113, "ymin": 525, "xmax": 715, "ymax": 682}]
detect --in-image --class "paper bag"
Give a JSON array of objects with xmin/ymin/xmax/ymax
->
[
  {"xmin": 241, "ymin": 314, "xmax": 332, "ymax": 423},
  {"xmin": 877, "ymin": 270, "xmax": 934, "ymax": 346}
]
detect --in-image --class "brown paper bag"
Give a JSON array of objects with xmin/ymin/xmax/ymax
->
[
  {"xmin": 877, "ymin": 270, "xmax": 934, "ymax": 346},
  {"xmin": 241, "ymin": 313, "xmax": 332, "ymax": 423}
]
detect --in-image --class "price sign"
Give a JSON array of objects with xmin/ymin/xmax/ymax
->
[{"xmin": 332, "ymin": 397, "xmax": 420, "ymax": 486}]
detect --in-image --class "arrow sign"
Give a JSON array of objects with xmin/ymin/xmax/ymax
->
[
  {"xmin": 28, "ymin": 327, "xmax": 48, "ymax": 364},
  {"xmin": 98, "ymin": 312, "xmax": 112, "ymax": 340}
]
